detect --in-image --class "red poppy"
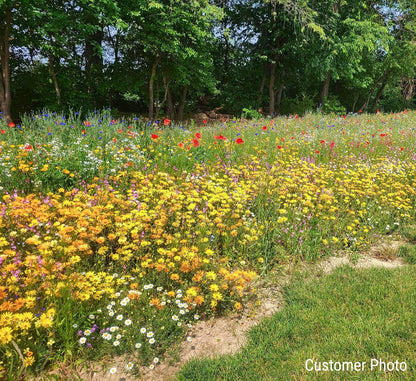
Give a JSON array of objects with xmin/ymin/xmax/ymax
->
[
  {"xmin": 8, "ymin": 122, "xmax": 15, "ymax": 128},
  {"xmin": 81, "ymin": 129, "xmax": 86, "ymax": 134},
  {"xmin": 178, "ymin": 142, "xmax": 184, "ymax": 148},
  {"xmin": 277, "ymin": 145, "xmax": 282, "ymax": 149},
  {"xmin": 214, "ymin": 134, "xmax": 227, "ymax": 140},
  {"xmin": 320, "ymin": 140, "xmax": 325, "ymax": 144},
  {"xmin": 24, "ymin": 144, "xmax": 33, "ymax": 151},
  {"xmin": 0, "ymin": 130, "xmax": 5, "ymax": 134},
  {"xmin": 203, "ymin": 119, "xmax": 207, "ymax": 124},
  {"xmin": 330, "ymin": 141, "xmax": 335, "ymax": 149},
  {"xmin": 195, "ymin": 132, "xmax": 201, "ymax": 139},
  {"xmin": 117, "ymin": 128, "xmax": 123, "ymax": 133},
  {"xmin": 151, "ymin": 134, "xmax": 159, "ymax": 139},
  {"xmin": 163, "ymin": 118, "xmax": 171, "ymax": 126},
  {"xmin": 315, "ymin": 150, "xmax": 320, "ymax": 154},
  {"xmin": 400, "ymin": 147, "xmax": 404, "ymax": 151},
  {"xmin": 192, "ymin": 138, "xmax": 200, "ymax": 147},
  {"xmin": 84, "ymin": 121, "xmax": 91, "ymax": 126},
  {"xmin": 236, "ymin": 138, "xmax": 244, "ymax": 144},
  {"xmin": 262, "ymin": 126, "xmax": 267, "ymax": 130},
  {"xmin": 112, "ymin": 138, "xmax": 117, "ymax": 143}
]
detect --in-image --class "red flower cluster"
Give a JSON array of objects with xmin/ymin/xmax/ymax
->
[{"xmin": 214, "ymin": 134, "xmax": 227, "ymax": 140}]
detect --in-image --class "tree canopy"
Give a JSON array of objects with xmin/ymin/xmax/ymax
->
[{"xmin": 1, "ymin": 0, "xmax": 416, "ymax": 121}]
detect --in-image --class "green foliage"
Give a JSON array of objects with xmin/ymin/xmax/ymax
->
[
  {"xmin": 2, "ymin": 0, "xmax": 416, "ymax": 119},
  {"xmin": 321, "ymin": 96, "xmax": 347, "ymax": 115},
  {"xmin": 241, "ymin": 108, "xmax": 263, "ymax": 119},
  {"xmin": 279, "ymin": 95, "xmax": 315, "ymax": 115}
]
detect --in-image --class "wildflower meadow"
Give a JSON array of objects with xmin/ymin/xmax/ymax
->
[{"xmin": 1, "ymin": 110, "xmax": 416, "ymax": 379}]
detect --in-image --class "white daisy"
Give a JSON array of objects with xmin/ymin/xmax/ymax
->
[
  {"xmin": 140, "ymin": 327, "xmax": 146, "ymax": 334},
  {"xmin": 149, "ymin": 338, "xmax": 155, "ymax": 344},
  {"xmin": 124, "ymin": 319, "xmax": 132, "ymax": 326},
  {"xmin": 126, "ymin": 362, "xmax": 134, "ymax": 370},
  {"xmin": 116, "ymin": 314, "xmax": 123, "ymax": 321},
  {"xmin": 79, "ymin": 337, "xmax": 86, "ymax": 344},
  {"xmin": 113, "ymin": 340, "xmax": 120, "ymax": 346},
  {"xmin": 135, "ymin": 343, "xmax": 142, "ymax": 349},
  {"xmin": 109, "ymin": 367, "xmax": 117, "ymax": 374}
]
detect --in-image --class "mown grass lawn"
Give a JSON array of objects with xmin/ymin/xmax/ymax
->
[{"xmin": 178, "ymin": 264, "xmax": 416, "ymax": 380}]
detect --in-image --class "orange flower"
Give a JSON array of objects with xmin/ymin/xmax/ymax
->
[{"xmin": 194, "ymin": 295, "xmax": 205, "ymax": 305}]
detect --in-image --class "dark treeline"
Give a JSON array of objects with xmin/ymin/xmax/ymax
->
[{"xmin": 1, "ymin": 0, "xmax": 416, "ymax": 122}]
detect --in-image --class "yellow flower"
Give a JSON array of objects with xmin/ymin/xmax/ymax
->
[
  {"xmin": 212, "ymin": 292, "xmax": 223, "ymax": 300},
  {"xmin": 206, "ymin": 271, "xmax": 217, "ymax": 280},
  {"xmin": 234, "ymin": 302, "xmax": 243, "ymax": 311},
  {"xmin": 0, "ymin": 327, "xmax": 13, "ymax": 344}
]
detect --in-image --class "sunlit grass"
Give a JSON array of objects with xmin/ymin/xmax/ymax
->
[{"xmin": 178, "ymin": 266, "xmax": 416, "ymax": 380}]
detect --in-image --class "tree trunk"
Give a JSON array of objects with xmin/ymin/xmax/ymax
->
[
  {"xmin": 257, "ymin": 64, "xmax": 266, "ymax": 109},
  {"xmin": 162, "ymin": 71, "xmax": 174, "ymax": 119},
  {"xmin": 85, "ymin": 20, "xmax": 104, "ymax": 105},
  {"xmin": 371, "ymin": 72, "xmax": 390, "ymax": 112},
  {"xmin": 401, "ymin": 77, "xmax": 415, "ymax": 101},
  {"xmin": 268, "ymin": 61, "xmax": 277, "ymax": 116},
  {"xmin": 275, "ymin": 81, "xmax": 284, "ymax": 115},
  {"xmin": 48, "ymin": 53, "xmax": 61, "ymax": 105},
  {"xmin": 352, "ymin": 94, "xmax": 358, "ymax": 113},
  {"xmin": 320, "ymin": 71, "xmax": 331, "ymax": 105},
  {"xmin": 177, "ymin": 85, "xmax": 187, "ymax": 121},
  {"xmin": 360, "ymin": 71, "xmax": 388, "ymax": 111},
  {"xmin": 148, "ymin": 56, "xmax": 160, "ymax": 120},
  {"xmin": 0, "ymin": 7, "xmax": 12, "ymax": 122}
]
